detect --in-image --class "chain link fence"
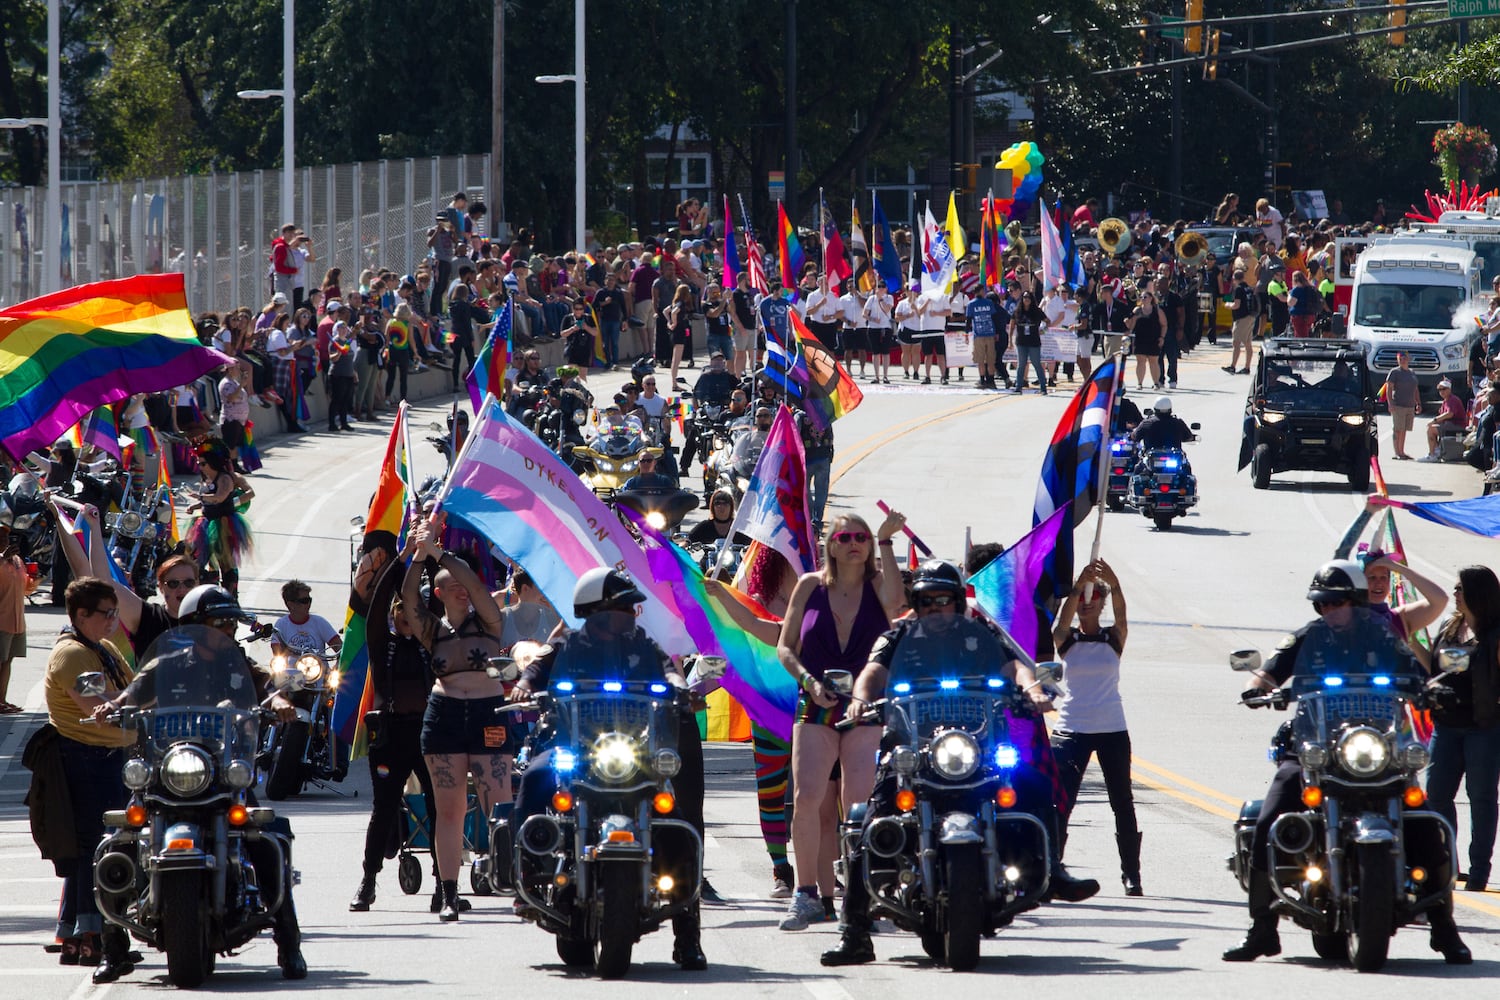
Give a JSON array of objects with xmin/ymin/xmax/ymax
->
[{"xmin": 0, "ymin": 153, "xmax": 491, "ymax": 315}]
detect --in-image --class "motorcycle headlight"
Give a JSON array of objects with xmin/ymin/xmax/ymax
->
[
  {"xmin": 621, "ymin": 460, "xmax": 639, "ymax": 473},
  {"xmin": 930, "ymin": 731, "xmax": 980, "ymax": 781},
  {"xmin": 1300, "ymin": 744, "xmax": 1329, "ymax": 770},
  {"xmin": 645, "ymin": 511, "xmax": 667, "ymax": 530},
  {"xmin": 122, "ymin": 757, "xmax": 151, "ymax": 790},
  {"xmin": 160, "ymin": 746, "xmax": 214, "ymax": 797},
  {"xmin": 327, "ymin": 668, "xmax": 341, "ymax": 689},
  {"xmin": 591, "ymin": 733, "xmax": 641, "ymax": 783},
  {"xmin": 225, "ymin": 759, "xmax": 254, "ymax": 789},
  {"xmin": 117, "ymin": 511, "xmax": 144, "ymax": 537},
  {"xmin": 891, "ymin": 746, "xmax": 919, "ymax": 776},
  {"xmin": 296, "ymin": 655, "xmax": 324, "ymax": 682},
  {"xmin": 1339, "ymin": 413, "xmax": 1366, "ymax": 426},
  {"xmin": 652, "ymin": 748, "xmax": 682, "ymax": 777},
  {"xmin": 1261, "ymin": 411, "xmax": 1286, "ymax": 424},
  {"xmin": 1401, "ymin": 743, "xmax": 1431, "ymax": 772},
  {"xmin": 1337, "ymin": 727, "xmax": 1389, "ymax": 778}
]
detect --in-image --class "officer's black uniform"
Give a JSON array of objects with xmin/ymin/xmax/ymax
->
[
  {"xmin": 511, "ymin": 617, "xmax": 707, "ymax": 968},
  {"xmin": 1112, "ymin": 396, "xmax": 1143, "ymax": 435},
  {"xmin": 1131, "ymin": 411, "xmax": 1195, "ymax": 450}
]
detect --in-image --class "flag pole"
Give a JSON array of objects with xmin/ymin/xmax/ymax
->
[{"xmin": 1082, "ymin": 356, "xmax": 1124, "ymax": 603}]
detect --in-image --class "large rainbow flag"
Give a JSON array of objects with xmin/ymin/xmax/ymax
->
[
  {"xmin": 0, "ymin": 274, "xmax": 230, "ymax": 461},
  {"xmin": 777, "ymin": 201, "xmax": 806, "ymax": 298},
  {"xmin": 784, "ymin": 309, "xmax": 865, "ymax": 430},
  {"xmin": 331, "ymin": 402, "xmax": 413, "ymax": 753}
]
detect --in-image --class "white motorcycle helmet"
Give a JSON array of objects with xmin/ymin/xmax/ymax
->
[{"xmin": 1153, "ymin": 396, "xmax": 1172, "ymax": 415}]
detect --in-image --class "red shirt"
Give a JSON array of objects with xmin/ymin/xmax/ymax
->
[{"xmin": 271, "ymin": 237, "xmax": 297, "ymax": 275}]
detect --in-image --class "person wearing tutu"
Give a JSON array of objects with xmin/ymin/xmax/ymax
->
[{"xmin": 185, "ymin": 446, "xmax": 254, "ymax": 596}]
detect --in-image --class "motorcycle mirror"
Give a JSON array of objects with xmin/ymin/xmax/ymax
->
[
  {"xmin": 823, "ymin": 669, "xmax": 855, "ymax": 696},
  {"xmin": 487, "ymin": 656, "xmax": 521, "ymax": 682},
  {"xmin": 75, "ymin": 671, "xmax": 107, "ymax": 697},
  {"xmin": 1437, "ymin": 647, "xmax": 1472, "ymax": 674},
  {"xmin": 428, "ymin": 421, "xmax": 444, "ymax": 432},
  {"xmin": 1033, "ymin": 661, "xmax": 1064, "ymax": 686},
  {"xmin": 1190, "ymin": 422, "xmax": 1202, "ymax": 430},
  {"xmin": 1229, "ymin": 649, "xmax": 1263, "ymax": 672},
  {"xmin": 349, "ymin": 515, "xmax": 366, "ymax": 529}
]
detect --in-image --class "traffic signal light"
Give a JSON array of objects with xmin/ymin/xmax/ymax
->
[
  {"xmin": 1203, "ymin": 30, "xmax": 1222, "ymax": 80},
  {"xmin": 1390, "ymin": 0, "xmax": 1406, "ymax": 46},
  {"xmin": 1185, "ymin": 0, "xmax": 1204, "ymax": 54},
  {"xmin": 961, "ymin": 163, "xmax": 979, "ymax": 194}
]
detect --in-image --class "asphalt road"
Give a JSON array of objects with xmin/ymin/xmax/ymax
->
[{"xmin": 4, "ymin": 344, "xmax": 1500, "ymax": 997}]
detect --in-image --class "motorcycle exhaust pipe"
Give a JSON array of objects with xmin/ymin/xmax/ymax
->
[
  {"xmin": 518, "ymin": 815, "xmax": 564, "ymax": 856},
  {"xmin": 95, "ymin": 851, "xmax": 139, "ymax": 897},
  {"xmin": 866, "ymin": 817, "xmax": 908, "ymax": 859},
  {"xmin": 1270, "ymin": 813, "xmax": 1316, "ymax": 855}
]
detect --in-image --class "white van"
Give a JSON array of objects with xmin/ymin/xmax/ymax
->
[{"xmin": 1344, "ymin": 241, "xmax": 1483, "ymax": 399}]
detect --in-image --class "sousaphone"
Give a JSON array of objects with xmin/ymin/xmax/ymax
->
[
  {"xmin": 1004, "ymin": 221, "xmax": 1027, "ymax": 260},
  {"xmin": 1175, "ymin": 230, "xmax": 1209, "ymax": 266},
  {"xmin": 1098, "ymin": 217, "xmax": 1131, "ymax": 257}
]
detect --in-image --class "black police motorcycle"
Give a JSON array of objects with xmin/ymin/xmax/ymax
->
[
  {"xmin": 81, "ymin": 626, "xmax": 298, "ymax": 988},
  {"xmin": 838, "ymin": 617, "xmax": 1052, "ymax": 970},
  {"xmin": 500, "ymin": 639, "xmax": 702, "ymax": 979},
  {"xmin": 1105, "ymin": 434, "xmax": 1136, "ymax": 512},
  {"xmin": 1127, "ymin": 444, "xmax": 1199, "ymax": 530},
  {"xmin": 105, "ymin": 481, "xmax": 177, "ymax": 597},
  {"xmin": 1227, "ymin": 642, "xmax": 1461, "ymax": 972}
]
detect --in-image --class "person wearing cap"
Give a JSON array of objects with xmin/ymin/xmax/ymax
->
[{"xmin": 1420, "ymin": 379, "xmax": 1468, "ymax": 462}]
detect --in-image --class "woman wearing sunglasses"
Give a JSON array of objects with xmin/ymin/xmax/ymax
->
[
  {"xmin": 1048, "ymin": 558, "xmax": 1143, "ymax": 897},
  {"xmin": 775, "ymin": 511, "xmax": 906, "ymax": 930}
]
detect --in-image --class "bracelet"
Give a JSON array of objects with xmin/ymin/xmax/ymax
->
[
  {"xmin": 878, "ymin": 539, "xmax": 894, "ymax": 547},
  {"xmin": 800, "ymin": 673, "xmax": 814, "ymax": 692}
]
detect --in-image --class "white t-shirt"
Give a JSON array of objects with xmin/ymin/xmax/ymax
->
[
  {"xmin": 637, "ymin": 393, "xmax": 667, "ymax": 420},
  {"xmin": 864, "ymin": 293, "xmax": 893, "ymax": 329},
  {"xmin": 1257, "ymin": 207, "xmax": 1285, "ymax": 250},
  {"xmin": 293, "ymin": 246, "xmax": 311, "ymax": 290},
  {"xmin": 266, "ymin": 328, "xmax": 293, "ymax": 358},
  {"xmin": 806, "ymin": 289, "xmax": 840, "ymax": 324},
  {"xmin": 839, "ymin": 292, "xmax": 863, "ymax": 327},
  {"xmin": 273, "ymin": 614, "xmax": 341, "ymax": 653}
]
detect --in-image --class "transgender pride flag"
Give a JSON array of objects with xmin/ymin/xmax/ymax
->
[{"xmin": 436, "ymin": 396, "xmax": 694, "ymax": 653}]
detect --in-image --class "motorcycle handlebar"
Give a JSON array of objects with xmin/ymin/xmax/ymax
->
[{"xmin": 1240, "ymin": 688, "xmax": 1290, "ymax": 710}]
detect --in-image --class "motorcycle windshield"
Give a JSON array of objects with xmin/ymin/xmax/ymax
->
[
  {"xmin": 1287, "ymin": 610, "xmax": 1422, "ymax": 744},
  {"xmin": 136, "ymin": 626, "xmax": 261, "ymax": 755},
  {"xmin": 545, "ymin": 622, "xmax": 678, "ymax": 773},
  {"xmin": 884, "ymin": 616, "xmax": 1014, "ymax": 743}
]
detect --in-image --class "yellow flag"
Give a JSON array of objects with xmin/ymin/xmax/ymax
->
[{"xmin": 945, "ymin": 191, "xmax": 967, "ymax": 292}]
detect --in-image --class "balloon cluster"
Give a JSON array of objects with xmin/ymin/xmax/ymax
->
[{"xmin": 996, "ymin": 142, "xmax": 1046, "ymax": 221}]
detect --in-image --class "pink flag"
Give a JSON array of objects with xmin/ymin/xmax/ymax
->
[{"xmin": 721, "ymin": 405, "xmax": 818, "ymax": 576}]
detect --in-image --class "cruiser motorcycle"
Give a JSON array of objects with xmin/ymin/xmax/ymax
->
[{"xmin": 260, "ymin": 641, "xmax": 344, "ymax": 800}]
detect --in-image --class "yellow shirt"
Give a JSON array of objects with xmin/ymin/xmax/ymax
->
[{"xmin": 45, "ymin": 636, "xmax": 136, "ymax": 747}]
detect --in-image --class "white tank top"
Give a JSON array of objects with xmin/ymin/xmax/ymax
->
[{"xmin": 1055, "ymin": 627, "xmax": 1128, "ymax": 734}]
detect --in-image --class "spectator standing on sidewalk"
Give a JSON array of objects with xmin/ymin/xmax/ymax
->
[{"xmin": 1384, "ymin": 351, "xmax": 1420, "ymax": 460}]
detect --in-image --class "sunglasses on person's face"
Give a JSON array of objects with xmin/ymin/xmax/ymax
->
[
  {"xmin": 831, "ymin": 530, "xmax": 870, "ymax": 545},
  {"xmin": 643, "ymin": 381, "xmax": 656, "ymax": 387},
  {"xmin": 916, "ymin": 594, "xmax": 957, "ymax": 610},
  {"xmin": 289, "ymin": 597, "xmax": 312, "ymax": 606},
  {"xmin": 162, "ymin": 577, "xmax": 196, "ymax": 591},
  {"xmin": 88, "ymin": 606, "xmax": 121, "ymax": 620},
  {"xmin": 713, "ymin": 499, "xmax": 731, "ymax": 508}
]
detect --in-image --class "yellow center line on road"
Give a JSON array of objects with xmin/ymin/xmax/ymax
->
[
  {"xmin": 1133, "ymin": 757, "xmax": 1246, "ymax": 807},
  {"xmin": 830, "ymin": 392, "xmax": 1017, "ymax": 487}
]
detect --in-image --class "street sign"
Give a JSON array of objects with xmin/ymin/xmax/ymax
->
[
  {"xmin": 1160, "ymin": 14, "xmax": 1185, "ymax": 39},
  {"xmin": 1451, "ymin": 0, "xmax": 1500, "ymax": 17},
  {"xmin": 768, "ymin": 170, "xmax": 786, "ymax": 201}
]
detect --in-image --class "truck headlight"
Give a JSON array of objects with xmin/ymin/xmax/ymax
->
[
  {"xmin": 1340, "ymin": 413, "xmax": 1366, "ymax": 425},
  {"xmin": 1261, "ymin": 411, "xmax": 1286, "ymax": 424}
]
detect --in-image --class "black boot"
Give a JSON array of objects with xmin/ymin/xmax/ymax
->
[
  {"xmin": 349, "ymin": 873, "xmax": 377, "ymax": 911},
  {"xmin": 438, "ymin": 879, "xmax": 461, "ymax": 922},
  {"xmin": 1222, "ymin": 871, "xmax": 1280, "ymax": 962},
  {"xmin": 273, "ymin": 895, "xmax": 308, "ymax": 979},
  {"xmin": 1050, "ymin": 863, "xmax": 1101, "ymax": 902},
  {"xmin": 820, "ymin": 925, "xmax": 876, "ymax": 966},
  {"xmin": 431, "ymin": 872, "xmax": 471, "ymax": 913},
  {"xmin": 671, "ymin": 903, "xmax": 708, "ymax": 970},
  {"xmin": 1429, "ymin": 901, "xmax": 1473, "ymax": 964},
  {"xmin": 1118, "ymin": 831, "xmax": 1144, "ymax": 896},
  {"xmin": 91, "ymin": 930, "xmax": 135, "ymax": 985}
]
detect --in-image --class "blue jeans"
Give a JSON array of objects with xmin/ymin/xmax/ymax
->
[
  {"xmin": 57, "ymin": 740, "xmax": 126, "ymax": 936},
  {"xmin": 543, "ymin": 300, "xmax": 571, "ymax": 337},
  {"xmin": 807, "ymin": 456, "xmax": 831, "ymax": 534},
  {"xmin": 1427, "ymin": 720, "xmax": 1500, "ymax": 880},
  {"xmin": 601, "ymin": 319, "xmax": 622, "ymax": 364},
  {"xmin": 1016, "ymin": 344, "xmax": 1046, "ymax": 390},
  {"xmin": 707, "ymin": 331, "xmax": 734, "ymax": 361}
]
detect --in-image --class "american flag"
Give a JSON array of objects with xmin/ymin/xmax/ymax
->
[{"xmin": 739, "ymin": 194, "xmax": 771, "ymax": 295}]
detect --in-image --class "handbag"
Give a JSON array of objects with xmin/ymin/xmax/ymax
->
[{"xmin": 363, "ymin": 709, "xmax": 389, "ymax": 751}]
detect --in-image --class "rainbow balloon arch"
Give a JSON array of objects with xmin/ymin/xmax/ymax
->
[{"xmin": 990, "ymin": 141, "xmax": 1046, "ymax": 222}]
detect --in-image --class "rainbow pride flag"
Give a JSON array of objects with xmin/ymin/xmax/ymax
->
[
  {"xmin": 632, "ymin": 514, "xmax": 797, "ymax": 738},
  {"xmin": 784, "ymin": 310, "xmax": 864, "ymax": 430},
  {"xmin": 0, "ymin": 274, "xmax": 230, "ymax": 461},
  {"xmin": 465, "ymin": 299, "xmax": 512, "ymax": 412},
  {"xmin": 67, "ymin": 405, "xmax": 123, "ymax": 462},
  {"xmin": 777, "ymin": 201, "xmax": 806, "ymax": 299}
]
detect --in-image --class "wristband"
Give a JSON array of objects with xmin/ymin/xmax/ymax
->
[
  {"xmin": 878, "ymin": 539, "xmax": 894, "ymax": 547},
  {"xmin": 800, "ymin": 673, "xmax": 814, "ymax": 692}
]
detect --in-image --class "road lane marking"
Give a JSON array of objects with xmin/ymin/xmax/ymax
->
[
  {"xmin": 831, "ymin": 393, "xmax": 1017, "ymax": 487},
  {"xmin": 1132, "ymin": 758, "xmax": 1244, "ymax": 806}
]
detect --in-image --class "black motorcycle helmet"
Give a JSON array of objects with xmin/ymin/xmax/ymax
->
[
  {"xmin": 630, "ymin": 357, "xmax": 656, "ymax": 383},
  {"xmin": 1307, "ymin": 559, "xmax": 1368, "ymax": 606},
  {"xmin": 547, "ymin": 377, "xmax": 565, "ymax": 395},
  {"xmin": 573, "ymin": 567, "xmax": 646, "ymax": 618},
  {"xmin": 910, "ymin": 559, "xmax": 966, "ymax": 612},
  {"xmin": 178, "ymin": 584, "xmax": 253, "ymax": 626}
]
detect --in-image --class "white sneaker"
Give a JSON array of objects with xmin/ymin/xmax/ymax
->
[
  {"xmin": 1418, "ymin": 453, "xmax": 1440, "ymax": 463},
  {"xmin": 778, "ymin": 891, "xmax": 825, "ymax": 931},
  {"xmin": 1168, "ymin": 380, "xmax": 1177, "ymax": 389}
]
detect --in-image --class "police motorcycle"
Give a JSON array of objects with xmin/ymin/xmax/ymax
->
[
  {"xmin": 1227, "ymin": 640, "xmax": 1463, "ymax": 972},
  {"xmin": 1105, "ymin": 434, "xmax": 1136, "ymax": 512},
  {"xmin": 260, "ymin": 638, "xmax": 345, "ymax": 800},
  {"xmin": 0, "ymin": 478, "xmax": 54, "ymax": 583},
  {"xmin": 80, "ymin": 626, "xmax": 299, "ymax": 988},
  {"xmin": 105, "ymin": 481, "xmax": 177, "ymax": 596},
  {"xmin": 835, "ymin": 615, "xmax": 1053, "ymax": 971},
  {"xmin": 500, "ymin": 623, "xmax": 703, "ymax": 978}
]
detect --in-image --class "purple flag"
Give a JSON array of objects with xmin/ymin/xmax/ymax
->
[{"xmin": 969, "ymin": 503, "xmax": 1072, "ymax": 659}]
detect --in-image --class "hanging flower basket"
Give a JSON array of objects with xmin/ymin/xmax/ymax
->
[{"xmin": 1433, "ymin": 122, "xmax": 1497, "ymax": 186}]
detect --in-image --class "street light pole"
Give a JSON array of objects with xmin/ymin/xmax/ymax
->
[
  {"xmin": 238, "ymin": 0, "xmax": 295, "ymax": 225},
  {"xmin": 574, "ymin": 0, "xmax": 585, "ymax": 253},
  {"xmin": 46, "ymin": 0, "xmax": 61, "ymax": 293}
]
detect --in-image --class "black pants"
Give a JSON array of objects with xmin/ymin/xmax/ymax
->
[
  {"xmin": 430, "ymin": 260, "xmax": 452, "ymax": 317},
  {"xmin": 57, "ymin": 741, "xmax": 126, "ymax": 938},
  {"xmin": 384, "ymin": 354, "xmax": 411, "ymax": 402},
  {"xmin": 328, "ymin": 375, "xmax": 356, "ymax": 428},
  {"xmin": 450, "ymin": 338, "xmax": 476, "ymax": 392},
  {"xmin": 1052, "ymin": 729, "xmax": 1139, "ymax": 842},
  {"xmin": 840, "ymin": 764, "xmax": 1057, "ymax": 930},
  {"xmin": 362, "ymin": 715, "xmax": 434, "ymax": 876}
]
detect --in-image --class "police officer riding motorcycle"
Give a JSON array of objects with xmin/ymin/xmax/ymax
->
[
  {"xmin": 1128, "ymin": 396, "xmax": 1199, "ymax": 529},
  {"xmin": 1224, "ymin": 560, "xmax": 1470, "ymax": 970}
]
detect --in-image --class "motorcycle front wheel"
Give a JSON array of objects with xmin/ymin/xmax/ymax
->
[
  {"xmin": 1347, "ymin": 843, "xmax": 1394, "ymax": 972},
  {"xmin": 593, "ymin": 863, "xmax": 638, "ymax": 979},
  {"xmin": 161, "ymin": 870, "xmax": 214, "ymax": 988},
  {"xmin": 943, "ymin": 844, "xmax": 983, "ymax": 971},
  {"xmin": 264, "ymin": 721, "xmax": 310, "ymax": 801}
]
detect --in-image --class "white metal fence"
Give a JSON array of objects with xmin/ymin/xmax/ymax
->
[{"xmin": 0, "ymin": 153, "xmax": 491, "ymax": 315}]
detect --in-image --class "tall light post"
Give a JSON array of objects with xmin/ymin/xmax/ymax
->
[
  {"xmin": 535, "ymin": 0, "xmax": 585, "ymax": 251},
  {"xmin": 0, "ymin": 117, "xmax": 56, "ymax": 295},
  {"xmin": 237, "ymin": 0, "xmax": 295, "ymax": 225}
]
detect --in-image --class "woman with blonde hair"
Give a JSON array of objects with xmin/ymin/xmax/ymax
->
[{"xmin": 775, "ymin": 510, "xmax": 907, "ymax": 930}]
